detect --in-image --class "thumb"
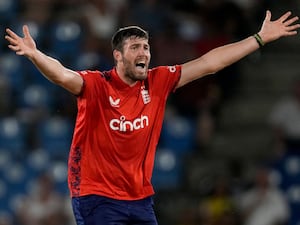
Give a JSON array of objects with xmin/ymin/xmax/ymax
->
[
  {"xmin": 264, "ymin": 10, "xmax": 272, "ymax": 22},
  {"xmin": 23, "ymin": 25, "xmax": 31, "ymax": 39}
]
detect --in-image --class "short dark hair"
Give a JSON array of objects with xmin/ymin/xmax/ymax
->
[{"xmin": 111, "ymin": 26, "xmax": 149, "ymax": 51}]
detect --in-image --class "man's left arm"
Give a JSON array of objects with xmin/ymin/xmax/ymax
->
[{"xmin": 177, "ymin": 10, "xmax": 300, "ymax": 88}]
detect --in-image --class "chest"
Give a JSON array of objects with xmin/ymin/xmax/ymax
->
[{"xmin": 102, "ymin": 81, "xmax": 154, "ymax": 116}]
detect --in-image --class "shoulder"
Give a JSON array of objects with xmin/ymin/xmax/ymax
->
[
  {"xmin": 148, "ymin": 65, "xmax": 181, "ymax": 82},
  {"xmin": 77, "ymin": 70, "xmax": 101, "ymax": 77},
  {"xmin": 77, "ymin": 70, "xmax": 113, "ymax": 81},
  {"xmin": 149, "ymin": 65, "xmax": 181, "ymax": 74},
  {"xmin": 147, "ymin": 65, "xmax": 182, "ymax": 93},
  {"xmin": 76, "ymin": 70, "xmax": 113, "ymax": 96}
]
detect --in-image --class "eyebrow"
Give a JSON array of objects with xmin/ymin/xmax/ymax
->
[{"xmin": 127, "ymin": 41, "xmax": 150, "ymax": 49}]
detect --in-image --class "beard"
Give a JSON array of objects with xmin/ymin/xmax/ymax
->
[{"xmin": 122, "ymin": 57, "xmax": 148, "ymax": 82}]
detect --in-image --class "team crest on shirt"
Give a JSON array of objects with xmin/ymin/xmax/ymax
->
[
  {"xmin": 109, "ymin": 96, "xmax": 120, "ymax": 108},
  {"xmin": 141, "ymin": 86, "xmax": 151, "ymax": 104}
]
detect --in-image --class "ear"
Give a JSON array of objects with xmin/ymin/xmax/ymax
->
[{"xmin": 113, "ymin": 50, "xmax": 122, "ymax": 62}]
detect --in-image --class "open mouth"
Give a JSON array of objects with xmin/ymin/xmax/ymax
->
[{"xmin": 136, "ymin": 63, "xmax": 146, "ymax": 69}]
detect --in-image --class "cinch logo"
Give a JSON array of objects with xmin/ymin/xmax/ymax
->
[{"xmin": 109, "ymin": 115, "xmax": 149, "ymax": 132}]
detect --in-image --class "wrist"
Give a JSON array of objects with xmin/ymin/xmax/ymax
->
[
  {"xmin": 253, "ymin": 33, "xmax": 265, "ymax": 47},
  {"xmin": 28, "ymin": 49, "xmax": 41, "ymax": 61}
]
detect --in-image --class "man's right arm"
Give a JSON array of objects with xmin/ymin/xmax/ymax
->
[
  {"xmin": 29, "ymin": 49, "xmax": 83, "ymax": 95},
  {"xmin": 5, "ymin": 25, "xmax": 83, "ymax": 95}
]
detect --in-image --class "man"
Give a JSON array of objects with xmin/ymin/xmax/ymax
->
[
  {"xmin": 237, "ymin": 166, "xmax": 290, "ymax": 225},
  {"xmin": 5, "ymin": 10, "xmax": 300, "ymax": 225}
]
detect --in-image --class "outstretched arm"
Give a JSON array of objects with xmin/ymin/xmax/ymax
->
[
  {"xmin": 177, "ymin": 10, "xmax": 300, "ymax": 88},
  {"xmin": 5, "ymin": 25, "xmax": 83, "ymax": 95}
]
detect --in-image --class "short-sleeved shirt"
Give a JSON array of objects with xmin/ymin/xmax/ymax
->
[{"xmin": 68, "ymin": 65, "xmax": 181, "ymax": 200}]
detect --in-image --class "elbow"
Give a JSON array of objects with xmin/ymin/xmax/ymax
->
[
  {"xmin": 208, "ymin": 59, "xmax": 228, "ymax": 74},
  {"xmin": 202, "ymin": 50, "xmax": 230, "ymax": 74},
  {"xmin": 53, "ymin": 68, "xmax": 71, "ymax": 85},
  {"xmin": 201, "ymin": 56, "xmax": 225, "ymax": 75},
  {"xmin": 48, "ymin": 75, "xmax": 64, "ymax": 86},
  {"xmin": 205, "ymin": 65, "xmax": 222, "ymax": 75}
]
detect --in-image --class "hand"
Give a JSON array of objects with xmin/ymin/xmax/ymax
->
[
  {"xmin": 5, "ymin": 25, "xmax": 37, "ymax": 58},
  {"xmin": 258, "ymin": 10, "xmax": 300, "ymax": 44}
]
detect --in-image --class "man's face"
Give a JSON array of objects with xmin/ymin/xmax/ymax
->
[{"xmin": 117, "ymin": 36, "xmax": 151, "ymax": 83}]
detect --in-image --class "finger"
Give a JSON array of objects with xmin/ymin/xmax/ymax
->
[
  {"xmin": 16, "ymin": 50, "xmax": 24, "ymax": 56},
  {"xmin": 284, "ymin": 16, "xmax": 299, "ymax": 26},
  {"xmin": 23, "ymin": 25, "xmax": 31, "ymax": 39},
  {"xmin": 8, "ymin": 45, "xmax": 24, "ymax": 55},
  {"xmin": 5, "ymin": 28, "xmax": 20, "ymax": 40},
  {"xmin": 285, "ymin": 24, "xmax": 300, "ymax": 32},
  {"xmin": 279, "ymin": 11, "xmax": 292, "ymax": 23},
  {"xmin": 8, "ymin": 44, "xmax": 20, "ymax": 52},
  {"xmin": 5, "ymin": 35, "xmax": 18, "ymax": 45},
  {"xmin": 284, "ymin": 31, "xmax": 298, "ymax": 36}
]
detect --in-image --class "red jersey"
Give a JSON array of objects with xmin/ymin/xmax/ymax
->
[{"xmin": 68, "ymin": 65, "xmax": 181, "ymax": 200}]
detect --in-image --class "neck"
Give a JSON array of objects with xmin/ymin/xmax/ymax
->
[{"xmin": 115, "ymin": 65, "xmax": 137, "ymax": 87}]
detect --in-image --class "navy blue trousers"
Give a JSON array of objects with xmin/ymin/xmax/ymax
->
[{"xmin": 72, "ymin": 195, "xmax": 158, "ymax": 225}]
